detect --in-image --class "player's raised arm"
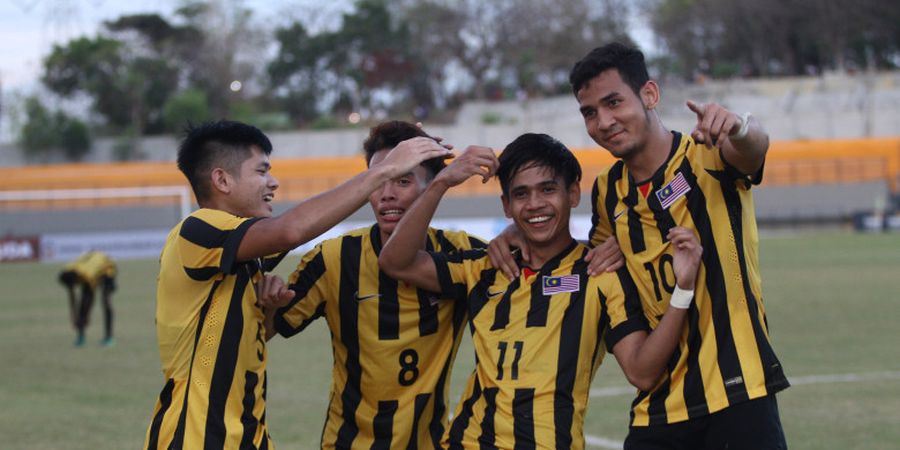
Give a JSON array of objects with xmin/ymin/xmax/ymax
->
[
  {"xmin": 238, "ymin": 137, "xmax": 452, "ymax": 262},
  {"xmin": 686, "ymin": 100, "xmax": 769, "ymax": 176},
  {"xmin": 611, "ymin": 226, "xmax": 702, "ymax": 391},
  {"xmin": 379, "ymin": 145, "xmax": 498, "ymax": 292}
]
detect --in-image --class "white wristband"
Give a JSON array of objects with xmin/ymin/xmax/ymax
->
[
  {"xmin": 729, "ymin": 112, "xmax": 752, "ymax": 141},
  {"xmin": 669, "ymin": 286, "xmax": 694, "ymax": 309}
]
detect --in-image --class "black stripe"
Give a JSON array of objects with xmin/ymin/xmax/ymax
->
[
  {"xmin": 180, "ymin": 216, "xmax": 229, "ymax": 249},
  {"xmin": 239, "ymin": 371, "xmax": 260, "ymax": 450},
  {"xmin": 716, "ymin": 170, "xmax": 788, "ymax": 394},
  {"xmin": 435, "ymin": 229, "xmax": 458, "ymax": 253},
  {"xmin": 490, "ymin": 277, "xmax": 519, "ymax": 330},
  {"xmin": 589, "ymin": 178, "xmax": 603, "ymax": 244},
  {"xmin": 478, "ymin": 387, "xmax": 499, "ymax": 449},
  {"xmin": 604, "ymin": 267, "xmax": 649, "ymax": 350},
  {"xmin": 646, "ymin": 362, "xmax": 671, "ymax": 426},
  {"xmin": 469, "ymin": 268, "xmax": 498, "ymax": 321},
  {"xmin": 171, "ymin": 280, "xmax": 219, "ymax": 449},
  {"xmin": 378, "ymin": 270, "xmax": 400, "ymax": 340},
  {"xmin": 682, "ymin": 304, "xmax": 709, "ymax": 419},
  {"xmin": 623, "ymin": 178, "xmax": 646, "ymax": 254},
  {"xmin": 335, "ymin": 235, "xmax": 364, "ymax": 448},
  {"xmin": 204, "ymin": 269, "xmax": 251, "ymax": 449},
  {"xmin": 554, "ymin": 257, "xmax": 589, "ymax": 450},
  {"xmin": 184, "ymin": 266, "xmax": 220, "ymax": 281},
  {"xmin": 407, "ymin": 393, "xmax": 432, "ymax": 450},
  {"xmin": 371, "ymin": 400, "xmax": 398, "ymax": 450},
  {"xmin": 469, "ymin": 236, "xmax": 488, "ymax": 249},
  {"xmin": 447, "ymin": 377, "xmax": 482, "ymax": 449},
  {"xmin": 276, "ymin": 250, "xmax": 327, "ymax": 337},
  {"xmin": 603, "ymin": 162, "xmax": 625, "ymax": 240},
  {"xmin": 260, "ymin": 251, "xmax": 287, "ymax": 273},
  {"xmin": 679, "ymin": 159, "xmax": 747, "ymax": 405},
  {"xmin": 512, "ymin": 388, "xmax": 536, "ymax": 450},
  {"xmin": 146, "ymin": 378, "xmax": 175, "ymax": 450},
  {"xmin": 220, "ymin": 218, "xmax": 262, "ymax": 275}
]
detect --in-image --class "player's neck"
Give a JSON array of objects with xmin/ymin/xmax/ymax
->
[
  {"xmin": 523, "ymin": 234, "xmax": 575, "ymax": 270},
  {"xmin": 623, "ymin": 121, "xmax": 673, "ymax": 182}
]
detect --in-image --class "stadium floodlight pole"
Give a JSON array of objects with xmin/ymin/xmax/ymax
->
[{"xmin": 0, "ymin": 186, "xmax": 193, "ymax": 219}]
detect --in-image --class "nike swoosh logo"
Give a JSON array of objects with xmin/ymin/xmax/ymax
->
[
  {"xmin": 488, "ymin": 290, "xmax": 506, "ymax": 298},
  {"xmin": 354, "ymin": 291, "xmax": 381, "ymax": 302},
  {"xmin": 613, "ymin": 209, "xmax": 626, "ymax": 221}
]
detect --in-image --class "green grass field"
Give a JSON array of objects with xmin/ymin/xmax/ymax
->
[{"xmin": 1, "ymin": 231, "xmax": 898, "ymax": 449}]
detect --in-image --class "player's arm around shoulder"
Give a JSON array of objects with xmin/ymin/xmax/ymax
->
[
  {"xmin": 686, "ymin": 100, "xmax": 769, "ymax": 177},
  {"xmin": 609, "ymin": 226, "xmax": 702, "ymax": 391}
]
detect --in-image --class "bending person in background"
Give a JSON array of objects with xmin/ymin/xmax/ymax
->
[
  {"xmin": 380, "ymin": 133, "xmax": 702, "ymax": 448},
  {"xmin": 143, "ymin": 120, "xmax": 451, "ymax": 450},
  {"xmin": 58, "ymin": 250, "xmax": 116, "ymax": 347}
]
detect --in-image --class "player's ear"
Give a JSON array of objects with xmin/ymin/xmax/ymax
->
[
  {"xmin": 210, "ymin": 167, "xmax": 233, "ymax": 195},
  {"xmin": 501, "ymin": 194, "xmax": 512, "ymax": 219},
  {"xmin": 568, "ymin": 183, "xmax": 581, "ymax": 208},
  {"xmin": 639, "ymin": 80, "xmax": 660, "ymax": 110}
]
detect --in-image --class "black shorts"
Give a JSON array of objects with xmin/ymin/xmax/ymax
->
[
  {"xmin": 624, "ymin": 395, "xmax": 787, "ymax": 450},
  {"xmin": 59, "ymin": 270, "xmax": 79, "ymax": 286}
]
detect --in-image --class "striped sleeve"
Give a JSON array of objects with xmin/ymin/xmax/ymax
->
[
  {"xmin": 275, "ymin": 242, "xmax": 330, "ymax": 337},
  {"xmin": 602, "ymin": 267, "xmax": 650, "ymax": 351},
  {"xmin": 177, "ymin": 210, "xmax": 261, "ymax": 279},
  {"xmin": 590, "ymin": 174, "xmax": 614, "ymax": 247},
  {"xmin": 429, "ymin": 249, "xmax": 488, "ymax": 301}
]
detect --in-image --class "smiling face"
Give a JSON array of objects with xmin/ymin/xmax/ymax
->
[
  {"xmin": 229, "ymin": 145, "xmax": 279, "ymax": 218},
  {"xmin": 502, "ymin": 163, "xmax": 579, "ymax": 253},
  {"xmin": 368, "ymin": 148, "xmax": 432, "ymax": 240},
  {"xmin": 576, "ymin": 68, "xmax": 658, "ymax": 162}
]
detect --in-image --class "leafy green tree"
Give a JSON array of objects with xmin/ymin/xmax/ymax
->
[
  {"xmin": 19, "ymin": 97, "xmax": 92, "ymax": 162},
  {"xmin": 163, "ymin": 89, "xmax": 211, "ymax": 133}
]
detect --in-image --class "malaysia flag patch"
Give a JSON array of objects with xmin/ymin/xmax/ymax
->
[
  {"xmin": 542, "ymin": 274, "xmax": 580, "ymax": 295},
  {"xmin": 656, "ymin": 172, "xmax": 691, "ymax": 209}
]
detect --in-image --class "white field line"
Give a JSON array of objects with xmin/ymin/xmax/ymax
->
[
  {"xmin": 585, "ymin": 434, "xmax": 623, "ymax": 449},
  {"xmin": 584, "ymin": 370, "xmax": 900, "ymax": 450}
]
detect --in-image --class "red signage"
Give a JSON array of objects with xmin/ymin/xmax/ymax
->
[{"xmin": 0, "ymin": 236, "xmax": 40, "ymax": 262}]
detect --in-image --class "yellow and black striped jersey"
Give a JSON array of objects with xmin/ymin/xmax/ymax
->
[
  {"xmin": 590, "ymin": 131, "xmax": 789, "ymax": 426},
  {"xmin": 145, "ymin": 208, "xmax": 272, "ymax": 450},
  {"xmin": 430, "ymin": 240, "xmax": 640, "ymax": 449},
  {"xmin": 275, "ymin": 225, "xmax": 486, "ymax": 449},
  {"xmin": 64, "ymin": 250, "xmax": 116, "ymax": 289}
]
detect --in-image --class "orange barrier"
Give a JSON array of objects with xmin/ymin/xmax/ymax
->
[{"xmin": 1, "ymin": 137, "xmax": 898, "ymax": 210}]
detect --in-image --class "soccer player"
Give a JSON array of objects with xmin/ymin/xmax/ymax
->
[
  {"xmin": 58, "ymin": 250, "xmax": 116, "ymax": 347},
  {"xmin": 379, "ymin": 133, "xmax": 703, "ymax": 449},
  {"xmin": 268, "ymin": 121, "xmax": 489, "ymax": 449},
  {"xmin": 492, "ymin": 43, "xmax": 789, "ymax": 449},
  {"xmin": 143, "ymin": 120, "xmax": 451, "ymax": 450}
]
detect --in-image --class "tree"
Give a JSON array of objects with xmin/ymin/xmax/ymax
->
[{"xmin": 19, "ymin": 96, "xmax": 92, "ymax": 162}]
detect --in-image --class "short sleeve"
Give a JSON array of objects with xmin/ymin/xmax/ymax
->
[
  {"xmin": 177, "ymin": 209, "xmax": 261, "ymax": 280},
  {"xmin": 429, "ymin": 249, "xmax": 488, "ymax": 302},
  {"xmin": 275, "ymin": 243, "xmax": 331, "ymax": 337},
  {"xmin": 601, "ymin": 267, "xmax": 651, "ymax": 352}
]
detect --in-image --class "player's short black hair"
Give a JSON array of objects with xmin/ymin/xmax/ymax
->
[
  {"xmin": 497, "ymin": 133, "xmax": 581, "ymax": 197},
  {"xmin": 176, "ymin": 120, "xmax": 273, "ymax": 202},
  {"xmin": 363, "ymin": 121, "xmax": 445, "ymax": 179},
  {"xmin": 569, "ymin": 42, "xmax": 649, "ymax": 97}
]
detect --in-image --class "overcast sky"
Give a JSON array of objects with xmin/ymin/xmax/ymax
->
[{"xmin": 0, "ymin": 0, "xmax": 356, "ymax": 91}]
